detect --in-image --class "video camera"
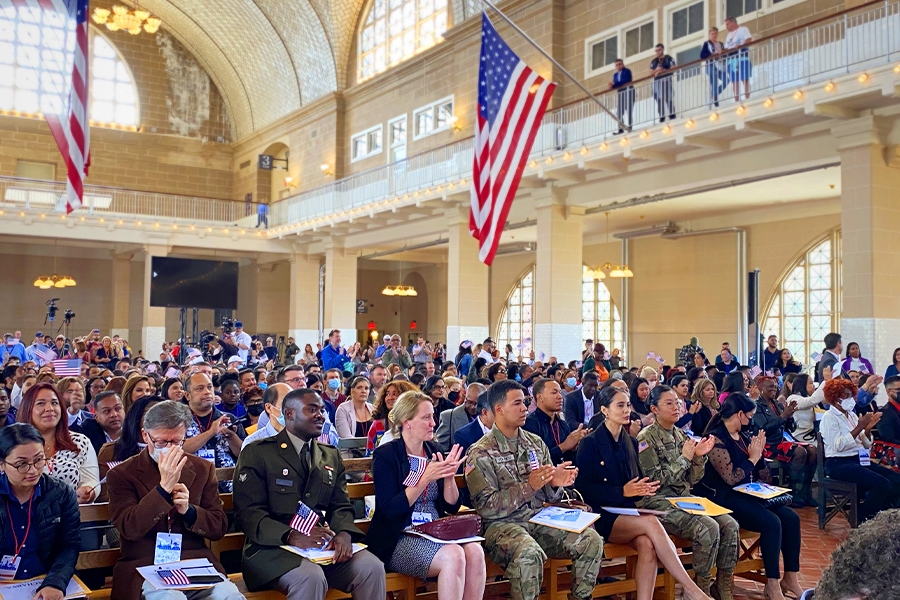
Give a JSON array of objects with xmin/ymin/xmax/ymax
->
[
  {"xmin": 221, "ymin": 317, "xmax": 235, "ymax": 335},
  {"xmin": 46, "ymin": 298, "xmax": 60, "ymax": 322}
]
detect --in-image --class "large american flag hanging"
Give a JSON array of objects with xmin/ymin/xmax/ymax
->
[
  {"xmin": 2, "ymin": 0, "xmax": 90, "ymax": 213},
  {"xmin": 469, "ymin": 12, "xmax": 555, "ymax": 266}
]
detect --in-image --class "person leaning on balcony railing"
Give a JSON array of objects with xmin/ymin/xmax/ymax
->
[
  {"xmin": 700, "ymin": 28, "xmax": 726, "ymax": 108},
  {"xmin": 608, "ymin": 58, "xmax": 634, "ymax": 134},
  {"xmin": 650, "ymin": 44, "xmax": 677, "ymax": 123},
  {"xmin": 724, "ymin": 17, "xmax": 753, "ymax": 101}
]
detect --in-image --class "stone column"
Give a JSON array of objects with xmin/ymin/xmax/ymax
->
[
  {"xmin": 110, "ymin": 252, "xmax": 132, "ymax": 341},
  {"xmin": 288, "ymin": 252, "xmax": 322, "ymax": 351},
  {"xmin": 323, "ymin": 241, "xmax": 358, "ymax": 337},
  {"xmin": 446, "ymin": 206, "xmax": 489, "ymax": 352},
  {"xmin": 534, "ymin": 186, "xmax": 584, "ymax": 363},
  {"xmin": 835, "ymin": 116, "xmax": 900, "ymax": 370},
  {"xmin": 141, "ymin": 241, "xmax": 169, "ymax": 357}
]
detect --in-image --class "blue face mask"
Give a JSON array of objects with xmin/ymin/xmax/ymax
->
[
  {"xmin": 258, "ymin": 382, "xmax": 268, "ymax": 390},
  {"xmin": 276, "ymin": 408, "xmax": 285, "ymax": 427},
  {"xmin": 515, "ymin": 374, "xmax": 521, "ymax": 382},
  {"xmin": 328, "ymin": 379, "xmax": 341, "ymax": 391},
  {"xmin": 566, "ymin": 377, "xmax": 577, "ymax": 388}
]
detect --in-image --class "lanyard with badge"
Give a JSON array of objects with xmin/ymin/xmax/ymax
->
[
  {"xmin": 194, "ymin": 413, "xmax": 217, "ymax": 464},
  {"xmin": 0, "ymin": 490, "xmax": 34, "ymax": 580},
  {"xmin": 154, "ymin": 511, "xmax": 183, "ymax": 565}
]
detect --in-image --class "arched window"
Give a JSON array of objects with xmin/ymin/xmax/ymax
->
[
  {"xmin": 0, "ymin": 7, "xmax": 138, "ymax": 127},
  {"xmin": 497, "ymin": 265, "xmax": 623, "ymax": 359},
  {"xmin": 582, "ymin": 266, "xmax": 623, "ymax": 356},
  {"xmin": 762, "ymin": 230, "xmax": 842, "ymax": 367},
  {"xmin": 358, "ymin": 0, "xmax": 449, "ymax": 82}
]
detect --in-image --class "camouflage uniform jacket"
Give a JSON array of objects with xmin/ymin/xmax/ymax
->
[
  {"xmin": 635, "ymin": 422, "xmax": 706, "ymax": 507},
  {"xmin": 465, "ymin": 425, "xmax": 561, "ymax": 528}
]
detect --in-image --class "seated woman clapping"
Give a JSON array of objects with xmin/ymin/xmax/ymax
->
[
  {"xmin": 367, "ymin": 391, "xmax": 486, "ymax": 600},
  {"xmin": 0, "ymin": 423, "xmax": 81, "ymax": 600},
  {"xmin": 575, "ymin": 386, "xmax": 713, "ymax": 600}
]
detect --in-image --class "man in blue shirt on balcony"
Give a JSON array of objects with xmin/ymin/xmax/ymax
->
[
  {"xmin": 608, "ymin": 58, "xmax": 634, "ymax": 134},
  {"xmin": 321, "ymin": 329, "xmax": 348, "ymax": 371},
  {"xmin": 256, "ymin": 201, "xmax": 268, "ymax": 228}
]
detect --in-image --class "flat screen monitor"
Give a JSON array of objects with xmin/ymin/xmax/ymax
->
[{"xmin": 150, "ymin": 257, "xmax": 238, "ymax": 310}]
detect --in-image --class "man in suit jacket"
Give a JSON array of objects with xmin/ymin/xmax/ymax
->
[
  {"xmin": 563, "ymin": 372, "xmax": 600, "ymax": 432},
  {"xmin": 877, "ymin": 376, "xmax": 900, "ymax": 443},
  {"xmin": 107, "ymin": 401, "xmax": 241, "ymax": 600},
  {"xmin": 435, "ymin": 383, "xmax": 484, "ymax": 451},
  {"xmin": 234, "ymin": 389, "xmax": 384, "ymax": 600},
  {"xmin": 817, "ymin": 332, "xmax": 843, "ymax": 382},
  {"xmin": 609, "ymin": 58, "xmax": 634, "ymax": 133},
  {"xmin": 74, "ymin": 391, "xmax": 124, "ymax": 454}
]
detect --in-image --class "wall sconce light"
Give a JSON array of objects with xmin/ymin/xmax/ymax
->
[
  {"xmin": 449, "ymin": 115, "xmax": 462, "ymax": 132},
  {"xmin": 284, "ymin": 176, "xmax": 297, "ymax": 188},
  {"xmin": 320, "ymin": 164, "xmax": 334, "ymax": 176}
]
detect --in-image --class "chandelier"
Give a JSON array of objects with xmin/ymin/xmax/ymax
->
[
  {"xmin": 381, "ymin": 263, "xmax": 417, "ymax": 297},
  {"xmin": 33, "ymin": 246, "xmax": 77, "ymax": 289},
  {"xmin": 586, "ymin": 212, "xmax": 634, "ymax": 279},
  {"xmin": 92, "ymin": 4, "xmax": 161, "ymax": 35}
]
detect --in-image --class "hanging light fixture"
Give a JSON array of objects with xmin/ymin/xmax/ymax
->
[
  {"xmin": 588, "ymin": 212, "xmax": 634, "ymax": 279},
  {"xmin": 32, "ymin": 244, "xmax": 76, "ymax": 289},
  {"xmin": 92, "ymin": 3, "xmax": 160, "ymax": 35},
  {"xmin": 381, "ymin": 262, "xmax": 417, "ymax": 297}
]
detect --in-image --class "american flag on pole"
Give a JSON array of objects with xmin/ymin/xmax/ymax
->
[
  {"xmin": 403, "ymin": 455, "xmax": 429, "ymax": 487},
  {"xmin": 469, "ymin": 13, "xmax": 555, "ymax": 265},
  {"xmin": 289, "ymin": 502, "xmax": 320, "ymax": 535},
  {"xmin": 157, "ymin": 568, "xmax": 190, "ymax": 586},
  {"xmin": 2, "ymin": 0, "xmax": 90, "ymax": 213},
  {"xmin": 53, "ymin": 358, "xmax": 82, "ymax": 377}
]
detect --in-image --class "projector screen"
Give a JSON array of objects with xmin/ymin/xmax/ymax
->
[{"xmin": 149, "ymin": 257, "xmax": 239, "ymax": 310}]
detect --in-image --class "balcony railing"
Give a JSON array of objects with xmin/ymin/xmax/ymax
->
[
  {"xmin": 0, "ymin": 176, "xmax": 256, "ymax": 225},
  {"xmin": 271, "ymin": 0, "xmax": 900, "ymax": 227}
]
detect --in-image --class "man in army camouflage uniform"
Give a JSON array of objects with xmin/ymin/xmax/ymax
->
[
  {"xmin": 465, "ymin": 380, "xmax": 603, "ymax": 600},
  {"xmin": 636, "ymin": 385, "xmax": 739, "ymax": 600}
]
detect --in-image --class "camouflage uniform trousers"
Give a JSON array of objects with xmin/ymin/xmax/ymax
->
[
  {"xmin": 656, "ymin": 506, "xmax": 739, "ymax": 578},
  {"xmin": 483, "ymin": 520, "xmax": 603, "ymax": 600}
]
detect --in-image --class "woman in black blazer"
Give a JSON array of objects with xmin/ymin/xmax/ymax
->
[
  {"xmin": 575, "ymin": 387, "xmax": 713, "ymax": 600},
  {"xmin": 368, "ymin": 391, "xmax": 485, "ymax": 600}
]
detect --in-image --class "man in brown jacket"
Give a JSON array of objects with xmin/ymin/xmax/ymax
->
[{"xmin": 107, "ymin": 401, "xmax": 245, "ymax": 600}]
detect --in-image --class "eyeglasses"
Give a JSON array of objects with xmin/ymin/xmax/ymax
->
[
  {"xmin": 146, "ymin": 433, "xmax": 185, "ymax": 450},
  {"xmin": 497, "ymin": 369, "xmax": 507, "ymax": 374},
  {"xmin": 285, "ymin": 376, "xmax": 303, "ymax": 385},
  {"xmin": 5, "ymin": 457, "xmax": 46, "ymax": 474}
]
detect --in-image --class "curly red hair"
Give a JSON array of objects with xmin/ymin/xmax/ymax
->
[{"xmin": 823, "ymin": 378, "xmax": 858, "ymax": 405}]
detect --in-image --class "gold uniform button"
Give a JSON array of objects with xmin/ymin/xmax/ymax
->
[
  {"xmin": 600, "ymin": 461, "xmax": 605, "ymax": 466},
  {"xmin": 281, "ymin": 443, "xmax": 288, "ymax": 449},
  {"xmin": 603, "ymin": 478, "xmax": 607, "ymax": 482}
]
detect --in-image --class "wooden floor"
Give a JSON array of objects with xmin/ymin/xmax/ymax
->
[{"xmin": 478, "ymin": 506, "xmax": 851, "ymax": 600}]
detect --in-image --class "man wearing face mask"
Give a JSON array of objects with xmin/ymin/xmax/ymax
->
[
  {"xmin": 435, "ymin": 383, "xmax": 483, "ymax": 452},
  {"xmin": 234, "ymin": 389, "xmax": 385, "ymax": 600},
  {"xmin": 322, "ymin": 369, "xmax": 347, "ymax": 409},
  {"xmin": 242, "ymin": 384, "xmax": 339, "ymax": 450},
  {"xmin": 563, "ymin": 371, "xmax": 600, "ymax": 432},
  {"xmin": 107, "ymin": 401, "xmax": 245, "ymax": 600}
]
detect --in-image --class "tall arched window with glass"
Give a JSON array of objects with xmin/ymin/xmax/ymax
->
[
  {"xmin": 0, "ymin": 7, "xmax": 138, "ymax": 128},
  {"xmin": 358, "ymin": 0, "xmax": 449, "ymax": 82},
  {"xmin": 497, "ymin": 267, "xmax": 534, "ymax": 359},
  {"xmin": 763, "ymin": 231, "xmax": 842, "ymax": 367},
  {"xmin": 582, "ymin": 266, "xmax": 623, "ymax": 356}
]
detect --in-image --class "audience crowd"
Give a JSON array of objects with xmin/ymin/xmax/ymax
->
[{"xmin": 0, "ymin": 323, "xmax": 896, "ymax": 600}]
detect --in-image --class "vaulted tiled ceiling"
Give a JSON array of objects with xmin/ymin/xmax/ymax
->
[{"xmin": 135, "ymin": 0, "xmax": 369, "ymax": 139}]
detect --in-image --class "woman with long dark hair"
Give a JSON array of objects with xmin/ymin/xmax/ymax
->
[
  {"xmin": 885, "ymin": 347, "xmax": 900, "ymax": 379},
  {"xmin": 718, "ymin": 371, "xmax": 746, "ymax": 403},
  {"xmin": 698, "ymin": 393, "xmax": 802, "ymax": 600},
  {"xmin": 455, "ymin": 343, "xmax": 473, "ymax": 379},
  {"xmin": 629, "ymin": 377, "xmax": 652, "ymax": 425},
  {"xmin": 575, "ymin": 387, "xmax": 713, "ymax": 600},
  {"xmin": 773, "ymin": 349, "xmax": 802, "ymax": 375}
]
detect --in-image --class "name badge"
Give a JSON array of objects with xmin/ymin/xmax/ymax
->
[
  {"xmin": 154, "ymin": 532, "xmax": 182, "ymax": 565},
  {"xmin": 859, "ymin": 448, "xmax": 871, "ymax": 466},
  {"xmin": 411, "ymin": 512, "xmax": 433, "ymax": 526},
  {"xmin": 197, "ymin": 448, "xmax": 215, "ymax": 464},
  {"xmin": 494, "ymin": 455, "xmax": 514, "ymax": 464},
  {"xmin": 0, "ymin": 555, "xmax": 21, "ymax": 581}
]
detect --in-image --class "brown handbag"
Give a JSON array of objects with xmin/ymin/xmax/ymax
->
[{"xmin": 413, "ymin": 514, "xmax": 482, "ymax": 540}]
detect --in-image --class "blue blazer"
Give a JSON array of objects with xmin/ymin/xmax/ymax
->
[
  {"xmin": 575, "ymin": 425, "xmax": 642, "ymax": 511},
  {"xmin": 455, "ymin": 418, "xmax": 488, "ymax": 456},
  {"xmin": 612, "ymin": 68, "xmax": 633, "ymax": 88}
]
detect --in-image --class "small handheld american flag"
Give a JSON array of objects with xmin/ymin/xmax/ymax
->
[
  {"xmin": 811, "ymin": 351, "xmax": 823, "ymax": 364},
  {"xmin": 403, "ymin": 455, "xmax": 429, "ymax": 487},
  {"xmin": 749, "ymin": 365, "xmax": 762, "ymax": 378},
  {"xmin": 34, "ymin": 347, "xmax": 56, "ymax": 366},
  {"xmin": 157, "ymin": 568, "xmax": 190, "ymax": 586},
  {"xmin": 528, "ymin": 449, "xmax": 540, "ymax": 470},
  {"xmin": 290, "ymin": 502, "xmax": 320, "ymax": 535},
  {"xmin": 53, "ymin": 358, "xmax": 82, "ymax": 377}
]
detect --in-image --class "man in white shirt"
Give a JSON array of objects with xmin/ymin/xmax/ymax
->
[
  {"xmin": 478, "ymin": 337, "xmax": 497, "ymax": 364},
  {"xmin": 724, "ymin": 16, "xmax": 753, "ymax": 101},
  {"xmin": 232, "ymin": 321, "xmax": 253, "ymax": 362}
]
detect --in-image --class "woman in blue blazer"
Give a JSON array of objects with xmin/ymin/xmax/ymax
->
[
  {"xmin": 575, "ymin": 387, "xmax": 713, "ymax": 600},
  {"xmin": 368, "ymin": 391, "xmax": 485, "ymax": 600}
]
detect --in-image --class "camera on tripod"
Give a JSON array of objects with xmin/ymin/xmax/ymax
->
[
  {"xmin": 46, "ymin": 298, "xmax": 60, "ymax": 322},
  {"xmin": 221, "ymin": 317, "xmax": 235, "ymax": 335}
]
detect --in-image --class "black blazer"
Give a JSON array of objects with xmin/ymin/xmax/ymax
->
[
  {"xmin": 78, "ymin": 418, "xmax": 110, "ymax": 454},
  {"xmin": 574, "ymin": 425, "xmax": 642, "ymax": 511},
  {"xmin": 455, "ymin": 418, "xmax": 487, "ymax": 456},
  {"xmin": 877, "ymin": 401, "xmax": 900, "ymax": 444},
  {"xmin": 564, "ymin": 389, "xmax": 595, "ymax": 432},
  {"xmin": 367, "ymin": 438, "xmax": 462, "ymax": 565}
]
